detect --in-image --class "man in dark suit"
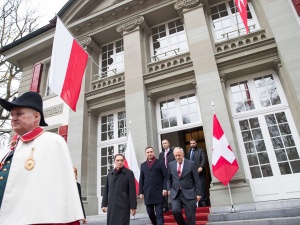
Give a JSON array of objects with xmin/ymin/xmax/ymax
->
[
  {"xmin": 187, "ymin": 139, "xmax": 208, "ymax": 207},
  {"xmin": 139, "ymin": 147, "xmax": 168, "ymax": 225},
  {"xmin": 168, "ymin": 147, "xmax": 201, "ymax": 225},
  {"xmin": 159, "ymin": 139, "xmax": 175, "ymax": 213}
]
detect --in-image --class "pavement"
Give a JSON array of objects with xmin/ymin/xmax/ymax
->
[{"xmin": 86, "ymin": 213, "xmax": 152, "ymax": 225}]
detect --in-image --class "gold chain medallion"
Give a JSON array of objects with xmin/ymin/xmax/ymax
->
[{"xmin": 25, "ymin": 148, "xmax": 35, "ymax": 170}]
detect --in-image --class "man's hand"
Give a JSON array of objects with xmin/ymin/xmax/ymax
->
[
  {"xmin": 131, "ymin": 209, "xmax": 136, "ymax": 216},
  {"xmin": 101, "ymin": 207, "xmax": 107, "ymax": 213},
  {"xmin": 139, "ymin": 194, "xmax": 144, "ymax": 199},
  {"xmin": 81, "ymin": 219, "xmax": 87, "ymax": 224},
  {"xmin": 162, "ymin": 190, "xmax": 167, "ymax": 196},
  {"xmin": 196, "ymin": 195, "xmax": 201, "ymax": 202},
  {"xmin": 198, "ymin": 167, "xmax": 203, "ymax": 173},
  {"xmin": 168, "ymin": 190, "xmax": 170, "ymax": 196}
]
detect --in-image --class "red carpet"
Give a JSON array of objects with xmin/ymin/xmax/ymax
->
[{"xmin": 163, "ymin": 207, "xmax": 210, "ymax": 225}]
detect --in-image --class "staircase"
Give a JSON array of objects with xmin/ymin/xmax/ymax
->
[{"xmin": 164, "ymin": 207, "xmax": 210, "ymax": 225}]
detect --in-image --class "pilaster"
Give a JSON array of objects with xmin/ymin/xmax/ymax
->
[
  {"xmin": 116, "ymin": 15, "xmax": 151, "ymax": 163},
  {"xmin": 177, "ymin": 1, "xmax": 253, "ymax": 206}
]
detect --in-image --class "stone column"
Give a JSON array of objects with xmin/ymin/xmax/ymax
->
[
  {"xmin": 175, "ymin": 0, "xmax": 253, "ymax": 207},
  {"xmin": 258, "ymin": 0, "xmax": 300, "ymax": 134},
  {"xmin": 68, "ymin": 37, "xmax": 100, "ymax": 215},
  {"xmin": 116, "ymin": 16, "xmax": 151, "ymax": 162}
]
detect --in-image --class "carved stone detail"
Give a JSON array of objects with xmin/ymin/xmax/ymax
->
[
  {"xmin": 116, "ymin": 15, "xmax": 145, "ymax": 34},
  {"xmin": 112, "ymin": 0, "xmax": 124, "ymax": 5},
  {"xmin": 79, "ymin": 37, "xmax": 92, "ymax": 47},
  {"xmin": 174, "ymin": 0, "xmax": 201, "ymax": 10},
  {"xmin": 44, "ymin": 104, "xmax": 64, "ymax": 118}
]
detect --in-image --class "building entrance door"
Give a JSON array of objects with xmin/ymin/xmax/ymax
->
[{"xmin": 161, "ymin": 126, "xmax": 211, "ymax": 205}]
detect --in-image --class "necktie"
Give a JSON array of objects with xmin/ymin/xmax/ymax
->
[
  {"xmin": 190, "ymin": 149, "xmax": 195, "ymax": 161},
  {"xmin": 177, "ymin": 163, "xmax": 182, "ymax": 177},
  {"xmin": 164, "ymin": 149, "xmax": 168, "ymax": 167}
]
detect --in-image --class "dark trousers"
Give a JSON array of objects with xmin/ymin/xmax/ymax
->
[
  {"xmin": 163, "ymin": 195, "xmax": 169, "ymax": 209},
  {"xmin": 172, "ymin": 190, "xmax": 197, "ymax": 225},
  {"xmin": 146, "ymin": 203, "xmax": 164, "ymax": 225},
  {"xmin": 199, "ymin": 174, "xmax": 207, "ymax": 206}
]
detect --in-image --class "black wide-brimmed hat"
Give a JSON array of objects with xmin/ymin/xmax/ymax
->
[{"xmin": 0, "ymin": 91, "xmax": 48, "ymax": 126}]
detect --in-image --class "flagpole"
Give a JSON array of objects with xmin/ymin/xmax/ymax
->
[
  {"xmin": 234, "ymin": 2, "xmax": 241, "ymax": 38},
  {"xmin": 228, "ymin": 182, "xmax": 236, "ymax": 213}
]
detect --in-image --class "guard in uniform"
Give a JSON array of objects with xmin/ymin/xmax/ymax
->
[{"xmin": 0, "ymin": 92, "xmax": 84, "ymax": 225}]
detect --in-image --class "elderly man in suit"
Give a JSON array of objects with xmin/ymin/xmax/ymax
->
[
  {"xmin": 168, "ymin": 147, "xmax": 201, "ymax": 225},
  {"xmin": 159, "ymin": 139, "xmax": 175, "ymax": 213},
  {"xmin": 139, "ymin": 147, "xmax": 168, "ymax": 225}
]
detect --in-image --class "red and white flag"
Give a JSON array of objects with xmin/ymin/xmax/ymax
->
[
  {"xmin": 49, "ymin": 18, "xmax": 88, "ymax": 111},
  {"xmin": 234, "ymin": 0, "xmax": 248, "ymax": 34},
  {"xmin": 124, "ymin": 130, "xmax": 140, "ymax": 195},
  {"xmin": 212, "ymin": 114, "xmax": 239, "ymax": 186}
]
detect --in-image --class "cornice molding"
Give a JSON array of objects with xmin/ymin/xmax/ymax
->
[
  {"xmin": 174, "ymin": 0, "xmax": 201, "ymax": 10},
  {"xmin": 116, "ymin": 15, "xmax": 150, "ymax": 35}
]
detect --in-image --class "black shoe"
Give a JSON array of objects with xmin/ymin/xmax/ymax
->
[
  {"xmin": 201, "ymin": 203, "xmax": 208, "ymax": 207},
  {"xmin": 163, "ymin": 207, "xmax": 169, "ymax": 213}
]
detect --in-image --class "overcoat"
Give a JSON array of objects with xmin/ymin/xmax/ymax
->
[
  {"xmin": 139, "ymin": 159, "xmax": 167, "ymax": 205},
  {"xmin": 187, "ymin": 147, "xmax": 207, "ymax": 175},
  {"xmin": 158, "ymin": 147, "xmax": 175, "ymax": 167},
  {"xmin": 102, "ymin": 166, "xmax": 137, "ymax": 225}
]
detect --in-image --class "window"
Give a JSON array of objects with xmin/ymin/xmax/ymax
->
[
  {"xmin": 39, "ymin": 61, "xmax": 54, "ymax": 97},
  {"xmin": 229, "ymin": 74, "xmax": 282, "ymax": 114},
  {"xmin": 99, "ymin": 39, "xmax": 124, "ymax": 79},
  {"xmin": 151, "ymin": 18, "xmax": 189, "ymax": 61},
  {"xmin": 98, "ymin": 109, "xmax": 126, "ymax": 196},
  {"xmin": 211, "ymin": 0, "xmax": 260, "ymax": 41},
  {"xmin": 229, "ymin": 72, "xmax": 300, "ymax": 180},
  {"xmin": 101, "ymin": 110, "xmax": 126, "ymax": 141},
  {"xmin": 157, "ymin": 93, "xmax": 201, "ymax": 130}
]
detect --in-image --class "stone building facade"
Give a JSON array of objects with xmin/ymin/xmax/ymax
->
[{"xmin": 1, "ymin": 0, "xmax": 300, "ymax": 215}]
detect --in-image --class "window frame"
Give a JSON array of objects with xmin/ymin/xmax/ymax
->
[
  {"xmin": 156, "ymin": 91, "xmax": 202, "ymax": 134},
  {"xmin": 98, "ymin": 39, "xmax": 124, "ymax": 79},
  {"xmin": 149, "ymin": 18, "xmax": 189, "ymax": 62},
  {"xmin": 210, "ymin": 0, "xmax": 260, "ymax": 42}
]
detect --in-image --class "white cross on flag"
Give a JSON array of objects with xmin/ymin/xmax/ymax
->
[
  {"xmin": 234, "ymin": 0, "xmax": 249, "ymax": 33},
  {"xmin": 212, "ymin": 114, "xmax": 239, "ymax": 186}
]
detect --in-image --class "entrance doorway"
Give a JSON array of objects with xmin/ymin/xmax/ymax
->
[{"xmin": 161, "ymin": 126, "xmax": 211, "ymax": 205}]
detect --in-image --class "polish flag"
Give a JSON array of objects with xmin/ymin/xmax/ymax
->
[
  {"xmin": 212, "ymin": 114, "xmax": 239, "ymax": 186},
  {"xmin": 234, "ymin": 0, "xmax": 249, "ymax": 34},
  {"xmin": 124, "ymin": 130, "xmax": 140, "ymax": 195},
  {"xmin": 49, "ymin": 18, "xmax": 88, "ymax": 111}
]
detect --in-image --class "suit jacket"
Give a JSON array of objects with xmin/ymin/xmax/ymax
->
[
  {"xmin": 139, "ymin": 158, "xmax": 168, "ymax": 205},
  {"xmin": 167, "ymin": 159, "xmax": 201, "ymax": 200},
  {"xmin": 159, "ymin": 147, "xmax": 175, "ymax": 167},
  {"xmin": 187, "ymin": 147, "xmax": 207, "ymax": 175}
]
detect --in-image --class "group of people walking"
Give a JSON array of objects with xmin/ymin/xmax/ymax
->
[
  {"xmin": 101, "ymin": 139, "xmax": 208, "ymax": 225},
  {"xmin": 0, "ymin": 91, "xmax": 208, "ymax": 225}
]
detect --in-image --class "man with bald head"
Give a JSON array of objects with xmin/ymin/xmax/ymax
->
[
  {"xmin": 0, "ymin": 91, "xmax": 84, "ymax": 224},
  {"xmin": 167, "ymin": 147, "xmax": 201, "ymax": 225}
]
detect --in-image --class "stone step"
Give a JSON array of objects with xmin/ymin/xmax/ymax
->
[
  {"xmin": 208, "ymin": 207, "xmax": 300, "ymax": 222},
  {"xmin": 206, "ymin": 216, "xmax": 300, "ymax": 225}
]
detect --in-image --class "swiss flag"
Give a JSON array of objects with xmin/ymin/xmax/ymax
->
[
  {"xmin": 212, "ymin": 114, "xmax": 239, "ymax": 186},
  {"xmin": 124, "ymin": 130, "xmax": 140, "ymax": 195},
  {"xmin": 49, "ymin": 17, "xmax": 88, "ymax": 111},
  {"xmin": 234, "ymin": 0, "xmax": 248, "ymax": 34}
]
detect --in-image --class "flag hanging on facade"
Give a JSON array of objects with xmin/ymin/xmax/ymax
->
[
  {"xmin": 234, "ymin": 0, "xmax": 249, "ymax": 33},
  {"xmin": 212, "ymin": 114, "xmax": 239, "ymax": 186},
  {"xmin": 49, "ymin": 17, "xmax": 88, "ymax": 112},
  {"xmin": 124, "ymin": 130, "xmax": 140, "ymax": 195}
]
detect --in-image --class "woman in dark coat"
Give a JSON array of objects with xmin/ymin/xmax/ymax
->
[{"xmin": 101, "ymin": 153, "xmax": 137, "ymax": 225}]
